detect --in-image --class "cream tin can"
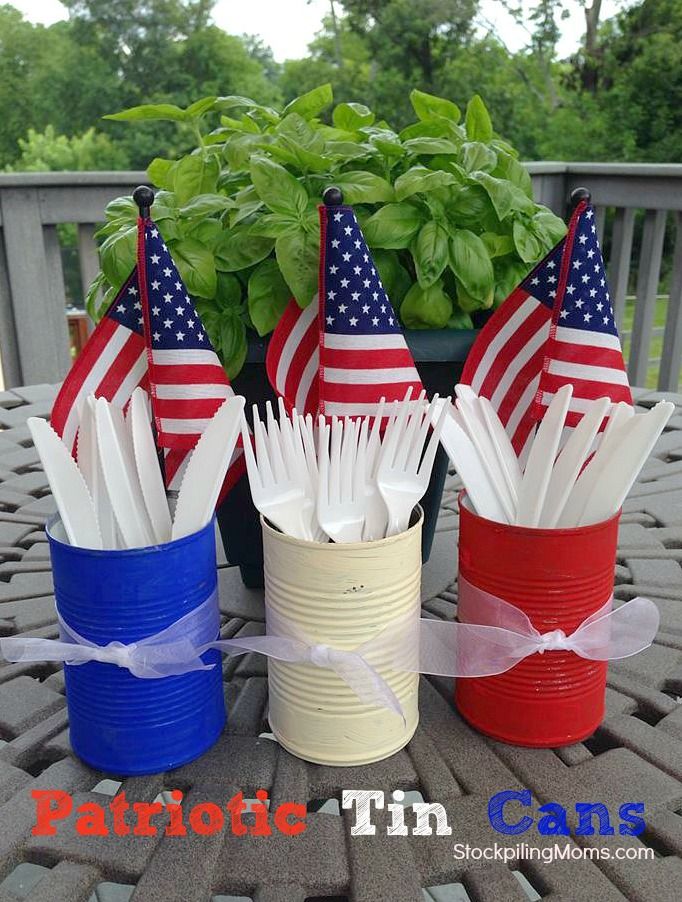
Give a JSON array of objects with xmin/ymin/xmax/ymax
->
[{"xmin": 262, "ymin": 509, "xmax": 423, "ymax": 766}]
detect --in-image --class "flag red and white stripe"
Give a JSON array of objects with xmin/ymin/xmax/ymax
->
[
  {"xmin": 266, "ymin": 203, "xmax": 422, "ymax": 417},
  {"xmin": 461, "ymin": 200, "xmax": 632, "ymax": 454},
  {"xmin": 51, "ymin": 217, "xmax": 243, "ymax": 496}
]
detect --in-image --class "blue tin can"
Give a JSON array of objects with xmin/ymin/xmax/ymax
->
[{"xmin": 47, "ymin": 517, "xmax": 226, "ymax": 775}]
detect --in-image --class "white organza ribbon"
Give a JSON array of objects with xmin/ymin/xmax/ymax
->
[
  {"xmin": 0, "ymin": 578, "xmax": 660, "ymax": 714},
  {"xmin": 0, "ymin": 591, "xmax": 221, "ymax": 679},
  {"xmin": 415, "ymin": 577, "xmax": 660, "ymax": 678},
  {"xmin": 213, "ymin": 606, "xmax": 419, "ymax": 721}
]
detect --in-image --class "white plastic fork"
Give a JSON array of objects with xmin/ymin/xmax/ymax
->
[
  {"xmin": 297, "ymin": 411, "xmax": 328, "ymax": 541},
  {"xmin": 378, "ymin": 396, "xmax": 447, "ymax": 537},
  {"xmin": 241, "ymin": 406, "xmax": 309, "ymax": 540},
  {"xmin": 362, "ymin": 399, "xmax": 389, "ymax": 541},
  {"xmin": 316, "ymin": 416, "xmax": 366, "ymax": 543},
  {"xmin": 275, "ymin": 399, "xmax": 324, "ymax": 541}
]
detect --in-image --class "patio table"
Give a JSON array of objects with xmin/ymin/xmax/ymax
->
[{"xmin": 0, "ymin": 383, "xmax": 682, "ymax": 902}]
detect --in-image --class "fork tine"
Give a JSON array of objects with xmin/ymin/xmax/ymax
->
[
  {"xmin": 252, "ymin": 405, "xmax": 274, "ymax": 488},
  {"xmin": 265, "ymin": 402, "xmax": 288, "ymax": 482},
  {"xmin": 354, "ymin": 417, "xmax": 368, "ymax": 503},
  {"xmin": 408, "ymin": 393, "xmax": 439, "ymax": 472},
  {"xmin": 240, "ymin": 419, "xmax": 262, "ymax": 494},
  {"xmin": 418, "ymin": 399, "xmax": 448, "ymax": 483},
  {"xmin": 330, "ymin": 416, "xmax": 343, "ymax": 505},
  {"xmin": 382, "ymin": 390, "xmax": 413, "ymax": 469},
  {"xmin": 367, "ymin": 398, "xmax": 385, "ymax": 477},
  {"xmin": 340, "ymin": 418, "xmax": 358, "ymax": 503},
  {"xmin": 395, "ymin": 396, "xmax": 425, "ymax": 470},
  {"xmin": 317, "ymin": 419, "xmax": 330, "ymax": 510}
]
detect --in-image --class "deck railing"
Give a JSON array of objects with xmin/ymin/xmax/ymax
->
[{"xmin": 0, "ymin": 164, "xmax": 680, "ymax": 390}]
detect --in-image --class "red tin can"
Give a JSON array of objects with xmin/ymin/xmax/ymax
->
[{"xmin": 455, "ymin": 495, "xmax": 620, "ymax": 747}]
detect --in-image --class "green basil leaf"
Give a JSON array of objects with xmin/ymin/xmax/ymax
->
[
  {"xmin": 333, "ymin": 102, "xmax": 375, "ymax": 131},
  {"xmin": 493, "ymin": 149, "xmax": 533, "ymax": 197},
  {"xmin": 169, "ymin": 238, "xmax": 217, "ymax": 299},
  {"xmin": 447, "ymin": 184, "xmax": 494, "ymax": 228},
  {"xmin": 481, "ymin": 232, "xmax": 515, "ymax": 258},
  {"xmin": 410, "ymin": 89, "xmax": 461, "ymax": 123},
  {"xmin": 332, "ymin": 171, "xmax": 395, "ymax": 204},
  {"xmin": 394, "ymin": 166, "xmax": 457, "ymax": 201},
  {"xmin": 465, "ymin": 94, "xmax": 493, "ymax": 142},
  {"xmin": 412, "ymin": 221, "xmax": 449, "ymax": 288},
  {"xmin": 224, "ymin": 133, "xmax": 265, "ymax": 170},
  {"xmin": 449, "ymin": 229, "xmax": 494, "ymax": 302},
  {"xmin": 218, "ymin": 309, "xmax": 248, "ymax": 379},
  {"xmin": 214, "ymin": 226, "xmax": 274, "ymax": 272},
  {"xmin": 471, "ymin": 171, "xmax": 517, "ymax": 220},
  {"xmin": 104, "ymin": 103, "xmax": 188, "ymax": 122},
  {"xmin": 104, "ymin": 196, "xmax": 138, "ymax": 223},
  {"xmin": 401, "ymin": 281, "xmax": 453, "ymax": 329},
  {"xmin": 461, "ymin": 141, "xmax": 497, "ymax": 173},
  {"xmin": 533, "ymin": 207, "xmax": 567, "ymax": 246},
  {"xmin": 494, "ymin": 257, "xmax": 531, "ymax": 306},
  {"xmin": 447, "ymin": 304, "xmax": 475, "ymax": 329},
  {"xmin": 403, "ymin": 137, "xmax": 461, "ymax": 156},
  {"xmin": 99, "ymin": 226, "xmax": 137, "ymax": 288},
  {"xmin": 372, "ymin": 250, "xmax": 411, "ymax": 309},
  {"xmin": 454, "ymin": 279, "xmax": 489, "ymax": 313},
  {"xmin": 85, "ymin": 272, "xmax": 106, "ymax": 322},
  {"xmin": 248, "ymin": 259, "xmax": 291, "ymax": 336},
  {"xmin": 363, "ymin": 203, "xmax": 424, "ymax": 249},
  {"xmin": 179, "ymin": 194, "xmax": 233, "ymax": 218},
  {"xmin": 185, "ymin": 96, "xmax": 217, "ymax": 118},
  {"xmin": 275, "ymin": 229, "xmax": 319, "ymax": 307},
  {"xmin": 512, "ymin": 218, "xmax": 543, "ymax": 263},
  {"xmin": 215, "ymin": 272, "xmax": 243, "ymax": 310},
  {"xmin": 248, "ymin": 213, "xmax": 300, "ymax": 239},
  {"xmin": 147, "ymin": 158, "xmax": 176, "ymax": 191},
  {"xmin": 284, "ymin": 84, "xmax": 333, "ymax": 119},
  {"xmin": 250, "ymin": 156, "xmax": 308, "ymax": 218},
  {"xmin": 173, "ymin": 154, "xmax": 219, "ymax": 206},
  {"xmin": 276, "ymin": 137, "xmax": 330, "ymax": 172}
]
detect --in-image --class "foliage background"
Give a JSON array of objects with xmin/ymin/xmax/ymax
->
[{"xmin": 1, "ymin": 0, "xmax": 679, "ymax": 175}]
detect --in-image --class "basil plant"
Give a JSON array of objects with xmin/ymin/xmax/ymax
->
[{"xmin": 90, "ymin": 86, "xmax": 566, "ymax": 378}]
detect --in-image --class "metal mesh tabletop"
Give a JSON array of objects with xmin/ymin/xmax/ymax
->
[{"xmin": 1, "ymin": 384, "xmax": 682, "ymax": 902}]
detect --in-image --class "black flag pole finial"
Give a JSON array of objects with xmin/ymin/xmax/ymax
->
[
  {"xmin": 323, "ymin": 185, "xmax": 344, "ymax": 206},
  {"xmin": 568, "ymin": 186, "xmax": 591, "ymax": 219},
  {"xmin": 133, "ymin": 185, "xmax": 155, "ymax": 219}
]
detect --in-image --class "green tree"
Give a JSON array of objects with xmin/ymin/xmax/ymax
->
[{"xmin": 7, "ymin": 125, "xmax": 130, "ymax": 171}]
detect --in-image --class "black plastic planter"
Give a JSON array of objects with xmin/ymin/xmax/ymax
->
[{"xmin": 217, "ymin": 327, "xmax": 479, "ymax": 588}]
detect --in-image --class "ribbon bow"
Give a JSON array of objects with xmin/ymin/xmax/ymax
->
[
  {"xmin": 0, "ymin": 592, "xmax": 221, "ymax": 679},
  {"xmin": 414, "ymin": 577, "xmax": 660, "ymax": 679},
  {"xmin": 213, "ymin": 608, "xmax": 418, "ymax": 721}
]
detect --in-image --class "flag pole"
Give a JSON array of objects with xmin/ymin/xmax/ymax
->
[
  {"xmin": 568, "ymin": 186, "xmax": 591, "ymax": 219},
  {"xmin": 133, "ymin": 185, "xmax": 154, "ymax": 220},
  {"xmin": 323, "ymin": 185, "xmax": 344, "ymax": 206}
]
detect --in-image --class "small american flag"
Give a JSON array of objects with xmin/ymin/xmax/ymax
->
[
  {"xmin": 461, "ymin": 199, "xmax": 632, "ymax": 455},
  {"xmin": 267, "ymin": 203, "xmax": 423, "ymax": 417},
  {"xmin": 51, "ymin": 217, "xmax": 242, "ymax": 493}
]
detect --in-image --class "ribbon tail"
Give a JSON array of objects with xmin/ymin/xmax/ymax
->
[
  {"xmin": 209, "ymin": 635, "xmax": 311, "ymax": 664},
  {"xmin": 328, "ymin": 650, "xmax": 406, "ymax": 722},
  {"xmin": 417, "ymin": 619, "xmax": 535, "ymax": 677},
  {"xmin": 569, "ymin": 596, "xmax": 660, "ymax": 661},
  {"xmin": 0, "ymin": 637, "xmax": 94, "ymax": 666}
]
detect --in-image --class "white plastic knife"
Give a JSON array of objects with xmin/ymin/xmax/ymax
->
[
  {"xmin": 431, "ymin": 399, "xmax": 508, "ymax": 523},
  {"xmin": 578, "ymin": 400, "xmax": 674, "ymax": 525},
  {"xmin": 77, "ymin": 395, "xmax": 119, "ymax": 549},
  {"xmin": 130, "ymin": 387, "xmax": 172, "ymax": 544},
  {"xmin": 28, "ymin": 417, "xmax": 102, "ymax": 549},
  {"xmin": 538, "ymin": 396, "xmax": 611, "ymax": 528},
  {"xmin": 172, "ymin": 394, "xmax": 246, "ymax": 540},
  {"xmin": 95, "ymin": 398, "xmax": 155, "ymax": 549},
  {"xmin": 557, "ymin": 402, "xmax": 635, "ymax": 527},
  {"xmin": 515, "ymin": 384, "xmax": 573, "ymax": 527}
]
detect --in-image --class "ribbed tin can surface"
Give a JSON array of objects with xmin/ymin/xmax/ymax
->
[
  {"xmin": 47, "ymin": 516, "xmax": 226, "ymax": 774},
  {"xmin": 455, "ymin": 497, "xmax": 619, "ymax": 747},
  {"xmin": 263, "ymin": 510, "xmax": 423, "ymax": 765}
]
